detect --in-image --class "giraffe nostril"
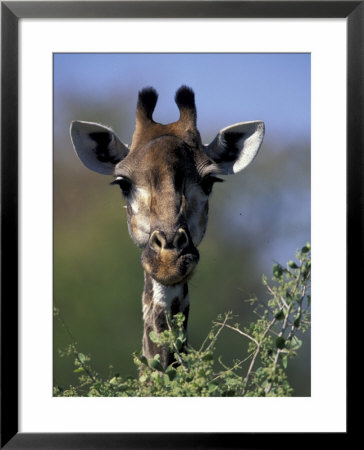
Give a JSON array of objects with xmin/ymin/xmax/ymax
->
[
  {"xmin": 174, "ymin": 228, "xmax": 189, "ymax": 251},
  {"xmin": 149, "ymin": 230, "xmax": 167, "ymax": 252},
  {"xmin": 150, "ymin": 229, "xmax": 189, "ymax": 253}
]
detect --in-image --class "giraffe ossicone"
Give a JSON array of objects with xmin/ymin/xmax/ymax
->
[{"xmin": 70, "ymin": 86, "xmax": 265, "ymax": 368}]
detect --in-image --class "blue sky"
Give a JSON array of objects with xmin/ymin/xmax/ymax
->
[{"xmin": 54, "ymin": 53, "xmax": 310, "ymax": 142}]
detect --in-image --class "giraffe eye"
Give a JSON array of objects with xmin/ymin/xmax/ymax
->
[
  {"xmin": 200, "ymin": 176, "xmax": 223, "ymax": 195},
  {"xmin": 110, "ymin": 177, "xmax": 132, "ymax": 196}
]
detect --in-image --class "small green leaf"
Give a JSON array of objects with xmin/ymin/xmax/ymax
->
[
  {"xmin": 176, "ymin": 337, "xmax": 184, "ymax": 350},
  {"xmin": 208, "ymin": 382, "xmax": 218, "ymax": 393},
  {"xmin": 149, "ymin": 331, "xmax": 159, "ymax": 343},
  {"xmin": 178, "ymin": 330, "xmax": 186, "ymax": 341},
  {"xmin": 139, "ymin": 374, "xmax": 147, "ymax": 383},
  {"xmin": 165, "ymin": 367, "xmax": 177, "ymax": 381},
  {"xmin": 151, "ymin": 371, "xmax": 160, "ymax": 382},
  {"xmin": 275, "ymin": 336, "xmax": 286, "ymax": 349},
  {"xmin": 78, "ymin": 353, "xmax": 86, "ymax": 363},
  {"xmin": 273, "ymin": 264, "xmax": 283, "ymax": 278},
  {"xmin": 137, "ymin": 354, "xmax": 149, "ymax": 366},
  {"xmin": 275, "ymin": 310, "xmax": 285, "ymax": 320},
  {"xmin": 73, "ymin": 367, "xmax": 84, "ymax": 374},
  {"xmin": 288, "ymin": 260, "xmax": 298, "ymax": 269},
  {"xmin": 291, "ymin": 337, "xmax": 302, "ymax": 350},
  {"xmin": 293, "ymin": 317, "xmax": 300, "ymax": 328},
  {"xmin": 150, "ymin": 355, "xmax": 164, "ymax": 372},
  {"xmin": 282, "ymin": 356, "xmax": 288, "ymax": 369}
]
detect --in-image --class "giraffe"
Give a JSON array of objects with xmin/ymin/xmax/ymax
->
[{"xmin": 70, "ymin": 86, "xmax": 265, "ymax": 369}]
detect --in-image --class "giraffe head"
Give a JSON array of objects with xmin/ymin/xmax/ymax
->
[{"xmin": 70, "ymin": 86, "xmax": 264, "ymax": 286}]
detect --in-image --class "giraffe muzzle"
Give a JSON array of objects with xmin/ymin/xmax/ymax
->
[{"xmin": 141, "ymin": 228, "xmax": 199, "ymax": 285}]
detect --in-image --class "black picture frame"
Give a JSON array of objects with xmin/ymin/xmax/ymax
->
[{"xmin": 1, "ymin": 1, "xmax": 358, "ymax": 448}]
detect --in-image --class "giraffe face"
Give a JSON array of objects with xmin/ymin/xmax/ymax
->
[
  {"xmin": 71, "ymin": 86, "xmax": 265, "ymax": 286},
  {"xmin": 113, "ymin": 134, "xmax": 222, "ymax": 285}
]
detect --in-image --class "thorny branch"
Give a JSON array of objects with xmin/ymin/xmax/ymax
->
[
  {"xmin": 213, "ymin": 322, "xmax": 259, "ymax": 347},
  {"xmin": 164, "ymin": 312, "xmax": 188, "ymax": 370},
  {"xmin": 205, "ymin": 312, "xmax": 230, "ymax": 352},
  {"xmin": 242, "ymin": 315, "xmax": 277, "ymax": 396},
  {"xmin": 54, "ymin": 308, "xmax": 100, "ymax": 388},
  {"xmin": 211, "ymin": 245, "xmax": 311, "ymax": 396}
]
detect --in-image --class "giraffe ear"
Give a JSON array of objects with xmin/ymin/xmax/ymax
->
[
  {"xmin": 204, "ymin": 121, "xmax": 265, "ymax": 174},
  {"xmin": 70, "ymin": 121, "xmax": 129, "ymax": 175}
]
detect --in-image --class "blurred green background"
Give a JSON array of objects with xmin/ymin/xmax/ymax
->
[{"xmin": 53, "ymin": 53, "xmax": 311, "ymax": 395}]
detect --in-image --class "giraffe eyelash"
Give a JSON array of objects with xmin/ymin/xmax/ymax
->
[{"xmin": 110, "ymin": 176, "xmax": 133, "ymax": 196}]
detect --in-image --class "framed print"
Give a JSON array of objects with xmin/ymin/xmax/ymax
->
[{"xmin": 1, "ymin": 1, "xmax": 359, "ymax": 448}]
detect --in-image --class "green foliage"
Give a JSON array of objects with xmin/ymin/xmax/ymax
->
[{"xmin": 54, "ymin": 244, "xmax": 311, "ymax": 397}]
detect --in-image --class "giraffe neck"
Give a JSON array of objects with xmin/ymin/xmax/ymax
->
[{"xmin": 142, "ymin": 272, "xmax": 189, "ymax": 368}]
